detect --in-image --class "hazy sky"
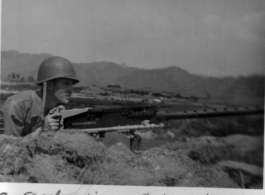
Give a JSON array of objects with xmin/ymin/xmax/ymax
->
[{"xmin": 1, "ymin": 0, "xmax": 265, "ymax": 77}]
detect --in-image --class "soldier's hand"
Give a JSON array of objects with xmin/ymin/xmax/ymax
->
[{"xmin": 43, "ymin": 109, "xmax": 62, "ymax": 131}]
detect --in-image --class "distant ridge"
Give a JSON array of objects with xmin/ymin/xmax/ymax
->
[{"xmin": 1, "ymin": 50, "xmax": 264, "ymax": 106}]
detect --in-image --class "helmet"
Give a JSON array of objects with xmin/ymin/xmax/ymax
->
[{"xmin": 36, "ymin": 56, "xmax": 79, "ymax": 85}]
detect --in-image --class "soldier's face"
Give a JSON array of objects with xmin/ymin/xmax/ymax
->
[{"xmin": 50, "ymin": 78, "xmax": 74, "ymax": 105}]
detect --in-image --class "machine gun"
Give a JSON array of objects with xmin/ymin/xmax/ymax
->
[{"xmin": 57, "ymin": 105, "xmax": 264, "ymax": 151}]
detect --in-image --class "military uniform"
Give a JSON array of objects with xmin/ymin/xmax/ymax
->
[{"xmin": 3, "ymin": 90, "xmax": 44, "ymax": 137}]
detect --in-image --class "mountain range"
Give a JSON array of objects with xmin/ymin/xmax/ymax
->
[{"xmin": 1, "ymin": 50, "xmax": 264, "ymax": 106}]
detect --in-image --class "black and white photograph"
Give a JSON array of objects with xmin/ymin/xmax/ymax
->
[{"xmin": 0, "ymin": 0, "xmax": 264, "ymax": 194}]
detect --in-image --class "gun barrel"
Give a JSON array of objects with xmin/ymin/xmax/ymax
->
[{"xmin": 158, "ymin": 107, "xmax": 264, "ymax": 120}]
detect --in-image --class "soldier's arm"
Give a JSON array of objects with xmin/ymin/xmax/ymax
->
[
  {"xmin": 26, "ymin": 106, "xmax": 63, "ymax": 139},
  {"xmin": 3, "ymin": 103, "xmax": 25, "ymax": 137}
]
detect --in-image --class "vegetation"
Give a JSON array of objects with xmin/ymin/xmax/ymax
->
[
  {"xmin": 5, "ymin": 72, "xmax": 35, "ymax": 82},
  {"xmin": 1, "ymin": 83, "xmax": 39, "ymax": 91}
]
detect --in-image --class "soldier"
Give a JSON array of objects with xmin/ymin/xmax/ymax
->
[{"xmin": 2, "ymin": 56, "xmax": 79, "ymax": 137}]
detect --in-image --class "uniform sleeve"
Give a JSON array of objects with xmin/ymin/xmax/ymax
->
[{"xmin": 3, "ymin": 102, "xmax": 25, "ymax": 137}]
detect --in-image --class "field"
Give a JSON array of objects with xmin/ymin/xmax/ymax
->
[{"xmin": 0, "ymin": 83, "xmax": 264, "ymax": 188}]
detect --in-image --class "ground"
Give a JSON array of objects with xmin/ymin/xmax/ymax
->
[{"xmin": 0, "ymin": 127, "xmax": 263, "ymax": 188}]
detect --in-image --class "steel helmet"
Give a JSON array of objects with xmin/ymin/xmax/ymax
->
[{"xmin": 36, "ymin": 56, "xmax": 79, "ymax": 85}]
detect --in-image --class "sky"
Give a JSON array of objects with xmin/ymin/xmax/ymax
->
[{"xmin": 1, "ymin": 0, "xmax": 265, "ymax": 77}]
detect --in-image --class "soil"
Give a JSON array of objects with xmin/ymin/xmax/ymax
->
[{"xmin": 0, "ymin": 130, "xmax": 263, "ymax": 188}]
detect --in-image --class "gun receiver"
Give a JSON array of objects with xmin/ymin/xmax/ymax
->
[{"xmin": 61, "ymin": 105, "xmax": 158, "ymax": 129}]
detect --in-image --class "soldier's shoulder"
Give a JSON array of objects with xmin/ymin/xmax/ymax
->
[{"xmin": 4, "ymin": 90, "xmax": 37, "ymax": 106}]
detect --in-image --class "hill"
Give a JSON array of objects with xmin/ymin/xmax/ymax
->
[
  {"xmin": 1, "ymin": 50, "xmax": 264, "ymax": 105},
  {"xmin": 1, "ymin": 50, "xmax": 52, "ymax": 81}
]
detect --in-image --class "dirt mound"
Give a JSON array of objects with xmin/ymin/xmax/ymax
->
[
  {"xmin": 187, "ymin": 135, "xmax": 264, "ymax": 166},
  {"xmin": 140, "ymin": 145, "xmax": 238, "ymax": 188},
  {"xmin": 0, "ymin": 131, "xmax": 158, "ymax": 185},
  {"xmin": 0, "ymin": 135, "xmax": 31, "ymax": 180},
  {"xmin": 0, "ymin": 131, "xmax": 263, "ymax": 188}
]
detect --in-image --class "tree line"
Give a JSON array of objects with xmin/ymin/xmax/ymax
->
[{"xmin": 6, "ymin": 73, "xmax": 35, "ymax": 82}]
